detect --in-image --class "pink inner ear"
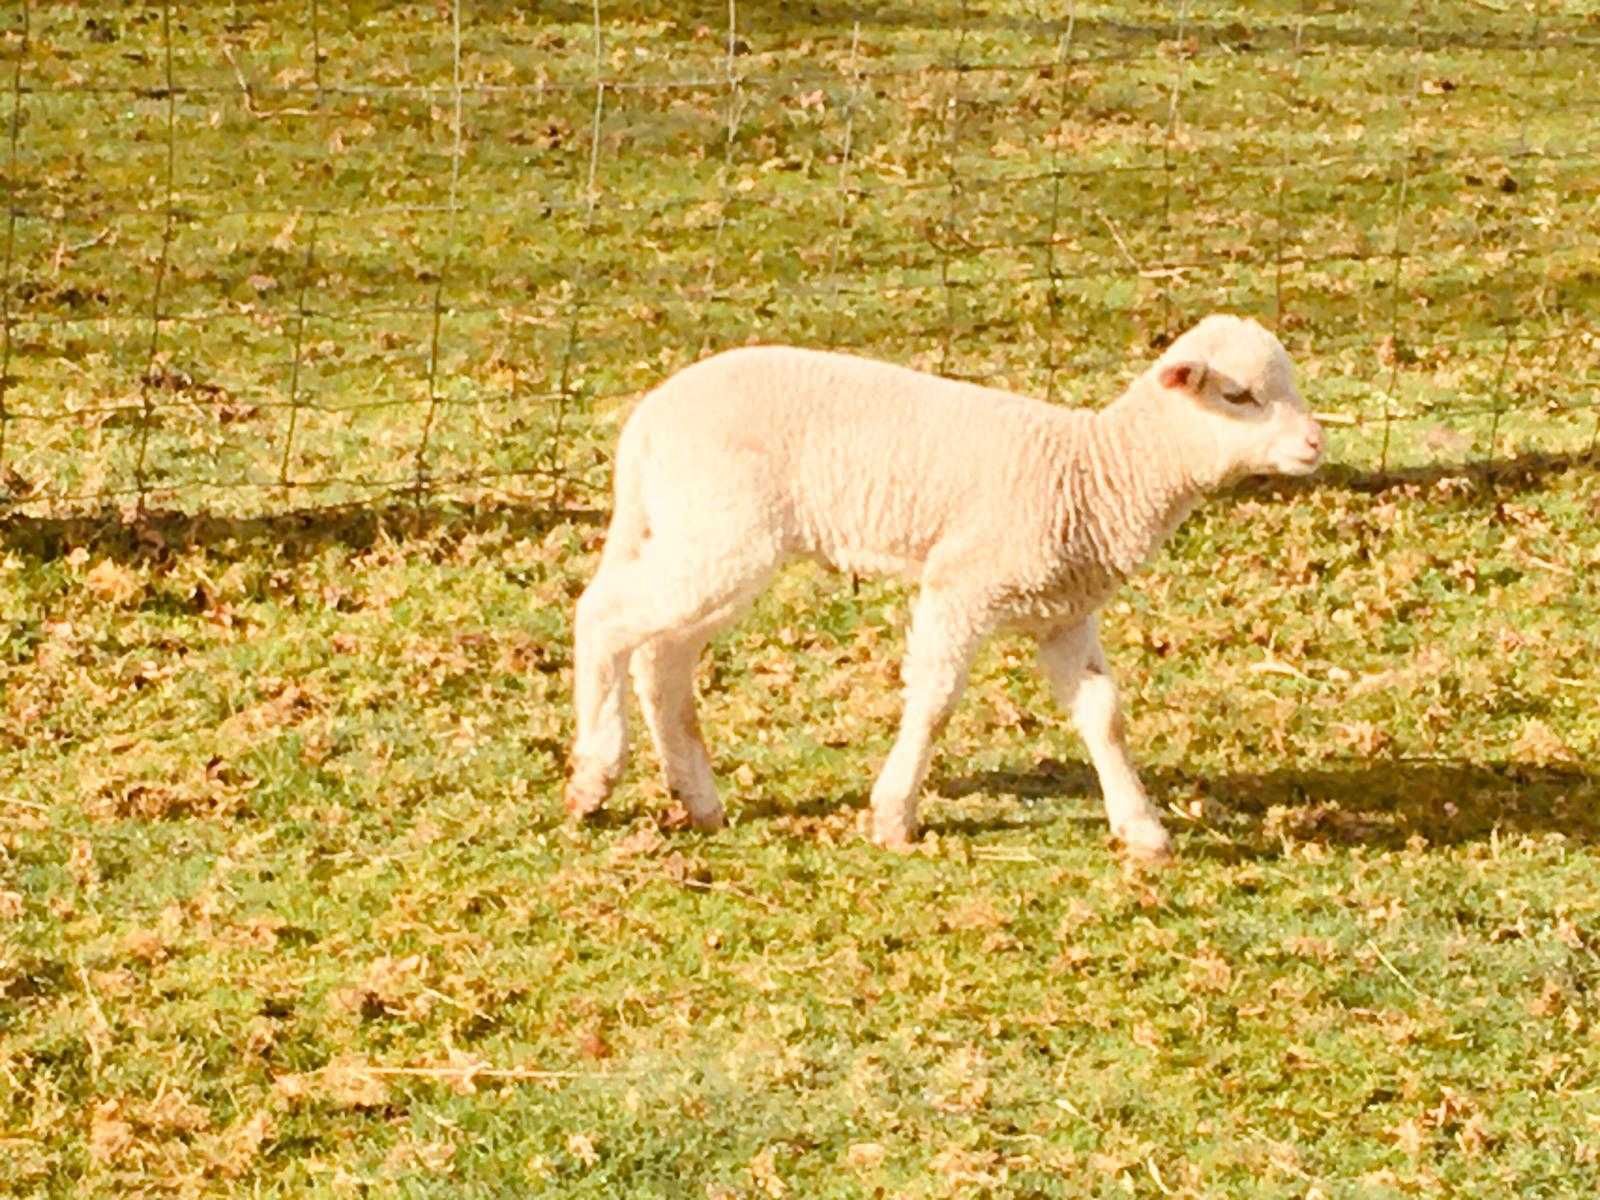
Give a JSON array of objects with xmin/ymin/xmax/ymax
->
[{"xmin": 1158, "ymin": 363, "xmax": 1193, "ymax": 391}]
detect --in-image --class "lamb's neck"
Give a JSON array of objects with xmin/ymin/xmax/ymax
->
[{"xmin": 1066, "ymin": 387, "xmax": 1210, "ymax": 577}]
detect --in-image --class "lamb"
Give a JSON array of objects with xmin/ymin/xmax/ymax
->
[{"xmin": 565, "ymin": 314, "xmax": 1324, "ymax": 859}]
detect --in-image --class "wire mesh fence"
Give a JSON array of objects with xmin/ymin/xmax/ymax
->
[{"xmin": 0, "ymin": 0, "xmax": 1596, "ymax": 519}]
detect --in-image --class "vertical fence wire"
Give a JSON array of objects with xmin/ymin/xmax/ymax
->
[
  {"xmin": 700, "ymin": 0, "xmax": 742, "ymax": 336},
  {"xmin": 1377, "ymin": 12, "xmax": 1424, "ymax": 475},
  {"xmin": 823, "ymin": 17, "xmax": 863, "ymax": 352},
  {"xmin": 1482, "ymin": 331, "xmax": 1518, "ymax": 472},
  {"xmin": 277, "ymin": 219, "xmax": 319, "ymax": 489},
  {"xmin": 936, "ymin": 0, "xmax": 970, "ymax": 377},
  {"xmin": 411, "ymin": 0, "xmax": 465, "ymax": 499},
  {"xmin": 1271, "ymin": 7, "xmax": 1305, "ymax": 334},
  {"xmin": 1156, "ymin": 0, "xmax": 1192, "ymax": 341},
  {"xmin": 0, "ymin": 0, "xmax": 26, "ymax": 490},
  {"xmin": 545, "ymin": 0, "xmax": 606, "ymax": 506},
  {"xmin": 310, "ymin": 0, "xmax": 323, "ymax": 103},
  {"xmin": 275, "ymin": 0, "xmax": 326, "ymax": 493},
  {"xmin": 1484, "ymin": 0, "xmax": 1547, "ymax": 474},
  {"xmin": 1040, "ymin": 2, "xmax": 1076, "ymax": 403},
  {"xmin": 131, "ymin": 0, "xmax": 178, "ymax": 512}
]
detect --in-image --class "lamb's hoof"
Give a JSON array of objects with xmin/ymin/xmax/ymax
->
[
  {"xmin": 1115, "ymin": 818, "xmax": 1174, "ymax": 865},
  {"xmin": 688, "ymin": 804, "xmax": 726, "ymax": 833},
  {"xmin": 564, "ymin": 768, "xmax": 611, "ymax": 823},
  {"xmin": 665, "ymin": 785, "xmax": 725, "ymax": 833},
  {"xmin": 869, "ymin": 815, "xmax": 919, "ymax": 853}
]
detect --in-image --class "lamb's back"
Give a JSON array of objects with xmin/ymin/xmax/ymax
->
[{"xmin": 626, "ymin": 346, "xmax": 1074, "ymax": 574}]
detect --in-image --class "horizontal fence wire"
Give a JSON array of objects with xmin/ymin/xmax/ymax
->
[{"xmin": 0, "ymin": 1, "xmax": 1596, "ymax": 517}]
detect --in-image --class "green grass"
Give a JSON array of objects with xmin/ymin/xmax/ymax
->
[{"xmin": 4, "ymin": 2, "xmax": 1600, "ymax": 1196}]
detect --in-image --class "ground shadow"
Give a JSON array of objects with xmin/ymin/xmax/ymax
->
[
  {"xmin": 528, "ymin": 4, "xmax": 1557, "ymax": 54},
  {"xmin": 736, "ymin": 790, "xmax": 866, "ymax": 824},
  {"xmin": 1236, "ymin": 446, "xmax": 1599, "ymax": 503},
  {"xmin": 0, "ymin": 498, "xmax": 607, "ymax": 566},
  {"xmin": 4, "ymin": 447, "xmax": 1593, "ymax": 564},
  {"xmin": 937, "ymin": 756, "xmax": 1600, "ymax": 855}
]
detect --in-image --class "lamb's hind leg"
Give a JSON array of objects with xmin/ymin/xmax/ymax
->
[
  {"xmin": 1036, "ymin": 617, "xmax": 1172, "ymax": 861},
  {"xmin": 631, "ymin": 619, "xmax": 733, "ymax": 831},
  {"xmin": 566, "ymin": 562, "xmax": 640, "ymax": 820},
  {"xmin": 567, "ymin": 535, "xmax": 780, "ymax": 824}
]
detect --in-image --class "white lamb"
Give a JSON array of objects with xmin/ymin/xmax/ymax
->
[{"xmin": 566, "ymin": 314, "xmax": 1324, "ymax": 859}]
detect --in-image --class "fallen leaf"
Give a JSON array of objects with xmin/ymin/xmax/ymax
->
[
  {"xmin": 748, "ymin": 1147, "xmax": 786, "ymax": 1197},
  {"xmin": 84, "ymin": 559, "xmax": 142, "ymax": 605},
  {"xmin": 87, "ymin": 1101, "xmax": 135, "ymax": 1165},
  {"xmin": 845, "ymin": 1142, "xmax": 886, "ymax": 1170}
]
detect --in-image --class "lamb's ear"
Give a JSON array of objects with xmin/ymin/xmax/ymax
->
[{"xmin": 1157, "ymin": 361, "xmax": 1209, "ymax": 395}]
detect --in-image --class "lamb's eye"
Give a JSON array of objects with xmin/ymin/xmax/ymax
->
[{"xmin": 1226, "ymin": 388, "xmax": 1259, "ymax": 407}]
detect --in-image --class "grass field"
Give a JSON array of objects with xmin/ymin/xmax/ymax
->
[{"xmin": 4, "ymin": 2, "xmax": 1600, "ymax": 1196}]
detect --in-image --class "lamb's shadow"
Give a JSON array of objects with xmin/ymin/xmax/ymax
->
[
  {"xmin": 738, "ymin": 790, "xmax": 867, "ymax": 824},
  {"xmin": 1237, "ymin": 447, "xmax": 1597, "ymax": 503},
  {"xmin": 936, "ymin": 757, "xmax": 1600, "ymax": 857}
]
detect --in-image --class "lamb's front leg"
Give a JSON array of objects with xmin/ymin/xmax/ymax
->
[
  {"xmin": 870, "ymin": 590, "xmax": 984, "ymax": 849},
  {"xmin": 1037, "ymin": 618, "xmax": 1172, "ymax": 862}
]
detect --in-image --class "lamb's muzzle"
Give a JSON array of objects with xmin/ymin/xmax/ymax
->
[{"xmin": 566, "ymin": 314, "xmax": 1323, "ymax": 858}]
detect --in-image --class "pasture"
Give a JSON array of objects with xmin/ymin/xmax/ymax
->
[{"xmin": 3, "ymin": 2, "xmax": 1600, "ymax": 1195}]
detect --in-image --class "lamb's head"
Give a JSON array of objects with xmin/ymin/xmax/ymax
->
[{"xmin": 1145, "ymin": 314, "xmax": 1324, "ymax": 484}]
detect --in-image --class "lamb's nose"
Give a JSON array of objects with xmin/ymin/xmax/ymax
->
[{"xmin": 1306, "ymin": 422, "xmax": 1325, "ymax": 454}]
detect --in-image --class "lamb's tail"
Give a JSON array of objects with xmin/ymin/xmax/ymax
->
[{"xmin": 597, "ymin": 413, "xmax": 651, "ymax": 568}]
